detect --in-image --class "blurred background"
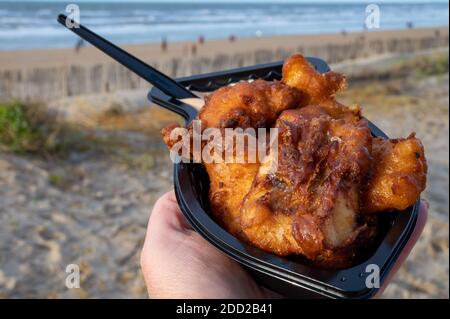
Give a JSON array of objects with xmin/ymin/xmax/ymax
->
[{"xmin": 0, "ymin": 0, "xmax": 448, "ymax": 298}]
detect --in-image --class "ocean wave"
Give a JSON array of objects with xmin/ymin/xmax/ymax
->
[
  {"xmin": 0, "ymin": 2, "xmax": 447, "ymax": 50},
  {"xmin": 78, "ymin": 10, "xmax": 114, "ymax": 17},
  {"xmin": 36, "ymin": 9, "xmax": 52, "ymax": 16},
  {"xmin": 0, "ymin": 26, "xmax": 66, "ymax": 38}
]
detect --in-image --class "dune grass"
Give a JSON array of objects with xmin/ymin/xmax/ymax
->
[
  {"xmin": 413, "ymin": 51, "xmax": 449, "ymax": 77},
  {"xmin": 0, "ymin": 101, "xmax": 86, "ymax": 155},
  {"xmin": 0, "ymin": 101, "xmax": 46, "ymax": 153}
]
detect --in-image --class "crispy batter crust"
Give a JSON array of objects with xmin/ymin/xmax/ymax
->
[
  {"xmin": 199, "ymin": 79, "xmax": 302, "ymax": 129},
  {"xmin": 163, "ymin": 80, "xmax": 303, "ymax": 237},
  {"xmin": 240, "ymin": 106, "xmax": 373, "ymax": 267},
  {"xmin": 282, "ymin": 54, "xmax": 347, "ymax": 105},
  {"xmin": 363, "ymin": 135, "xmax": 427, "ymax": 213}
]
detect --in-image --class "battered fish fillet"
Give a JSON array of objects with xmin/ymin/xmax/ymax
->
[
  {"xmin": 363, "ymin": 134, "xmax": 427, "ymax": 213},
  {"xmin": 162, "ymin": 128, "xmax": 260, "ymax": 235},
  {"xmin": 199, "ymin": 79, "xmax": 301, "ymax": 129},
  {"xmin": 240, "ymin": 105, "xmax": 374, "ymax": 267},
  {"xmin": 162, "ymin": 79, "xmax": 300, "ymax": 148},
  {"xmin": 206, "ymin": 162, "xmax": 259, "ymax": 235},
  {"xmin": 282, "ymin": 54, "xmax": 347, "ymax": 106},
  {"xmin": 162, "ymin": 79, "xmax": 301, "ymax": 235}
]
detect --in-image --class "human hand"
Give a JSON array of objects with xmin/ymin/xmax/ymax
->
[{"xmin": 140, "ymin": 190, "xmax": 428, "ymax": 299}]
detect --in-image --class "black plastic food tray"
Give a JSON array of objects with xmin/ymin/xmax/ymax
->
[{"xmin": 148, "ymin": 58, "xmax": 419, "ymax": 299}]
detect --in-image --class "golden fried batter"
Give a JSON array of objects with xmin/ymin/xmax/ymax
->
[
  {"xmin": 163, "ymin": 80, "xmax": 299, "ymax": 236},
  {"xmin": 363, "ymin": 134, "xmax": 427, "ymax": 213},
  {"xmin": 282, "ymin": 54, "xmax": 347, "ymax": 105},
  {"xmin": 206, "ymin": 162, "xmax": 259, "ymax": 236},
  {"xmin": 162, "ymin": 124, "xmax": 259, "ymax": 235},
  {"xmin": 240, "ymin": 105, "xmax": 373, "ymax": 267},
  {"xmin": 199, "ymin": 79, "xmax": 301, "ymax": 129}
]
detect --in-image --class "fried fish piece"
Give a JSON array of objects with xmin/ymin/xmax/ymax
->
[
  {"xmin": 282, "ymin": 54, "xmax": 347, "ymax": 106},
  {"xmin": 162, "ymin": 79, "xmax": 302, "ymax": 165},
  {"xmin": 199, "ymin": 79, "xmax": 302, "ymax": 130},
  {"xmin": 162, "ymin": 124, "xmax": 260, "ymax": 235},
  {"xmin": 240, "ymin": 105, "xmax": 374, "ymax": 267},
  {"xmin": 183, "ymin": 64, "xmax": 348, "ymax": 236},
  {"xmin": 162, "ymin": 79, "xmax": 300, "ymax": 235},
  {"xmin": 363, "ymin": 134, "xmax": 427, "ymax": 213},
  {"xmin": 206, "ymin": 162, "xmax": 259, "ymax": 236}
]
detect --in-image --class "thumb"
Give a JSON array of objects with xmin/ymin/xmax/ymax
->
[{"xmin": 148, "ymin": 190, "xmax": 192, "ymax": 235}]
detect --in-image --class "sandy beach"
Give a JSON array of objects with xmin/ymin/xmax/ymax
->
[
  {"xmin": 0, "ymin": 27, "xmax": 448, "ymax": 102},
  {"xmin": 1, "ymin": 27, "xmax": 448, "ymax": 68},
  {"xmin": 0, "ymin": 27, "xmax": 449, "ymax": 298}
]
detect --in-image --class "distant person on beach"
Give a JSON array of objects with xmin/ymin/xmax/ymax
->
[
  {"xmin": 407, "ymin": 21, "xmax": 414, "ymax": 29},
  {"xmin": 74, "ymin": 39, "xmax": 84, "ymax": 53},
  {"xmin": 198, "ymin": 35, "xmax": 205, "ymax": 45},
  {"xmin": 161, "ymin": 37, "xmax": 168, "ymax": 52},
  {"xmin": 228, "ymin": 34, "xmax": 236, "ymax": 42},
  {"xmin": 141, "ymin": 191, "xmax": 429, "ymax": 298},
  {"xmin": 191, "ymin": 43, "xmax": 197, "ymax": 56}
]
